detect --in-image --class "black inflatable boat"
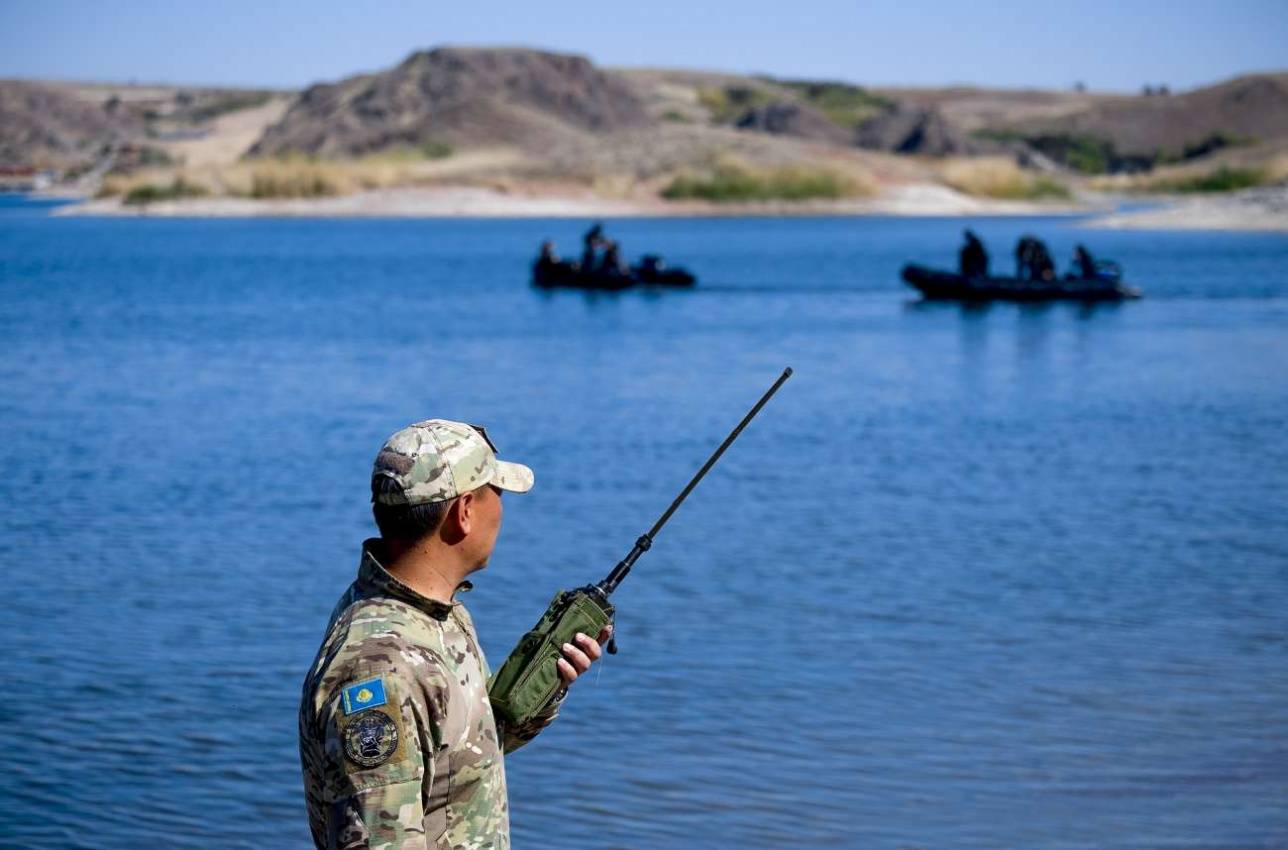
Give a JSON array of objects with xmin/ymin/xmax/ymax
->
[{"xmin": 901, "ymin": 263, "xmax": 1141, "ymax": 301}]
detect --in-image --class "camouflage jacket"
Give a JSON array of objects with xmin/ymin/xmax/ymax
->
[{"xmin": 300, "ymin": 543, "xmax": 562, "ymax": 849}]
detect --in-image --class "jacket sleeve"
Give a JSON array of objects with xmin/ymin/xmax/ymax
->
[
  {"xmin": 319, "ymin": 670, "xmax": 440, "ymax": 849},
  {"xmin": 496, "ymin": 688, "xmax": 565, "ymax": 754}
]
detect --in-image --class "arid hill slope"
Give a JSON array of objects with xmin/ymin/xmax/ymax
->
[
  {"xmin": 249, "ymin": 47, "xmax": 651, "ymax": 157},
  {"xmin": 617, "ymin": 67, "xmax": 1288, "ymax": 169},
  {"xmin": 1009, "ymin": 73, "xmax": 1288, "ymax": 156},
  {"xmin": 5, "ymin": 49, "xmax": 1286, "ymax": 201},
  {"xmin": 0, "ymin": 81, "xmax": 139, "ymax": 169}
]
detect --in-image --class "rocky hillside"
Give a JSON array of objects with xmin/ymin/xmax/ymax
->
[
  {"xmin": 0, "ymin": 80, "xmax": 280, "ymax": 173},
  {"xmin": 850, "ymin": 75, "xmax": 1288, "ymax": 172},
  {"xmin": 249, "ymin": 47, "xmax": 651, "ymax": 157},
  {"xmin": 656, "ymin": 70, "xmax": 1288, "ymax": 172},
  {"xmin": 0, "ymin": 81, "xmax": 139, "ymax": 169}
]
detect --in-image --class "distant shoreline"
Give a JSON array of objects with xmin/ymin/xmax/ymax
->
[
  {"xmin": 44, "ymin": 184, "xmax": 1288, "ymax": 231},
  {"xmin": 53, "ymin": 183, "xmax": 1100, "ymax": 220}
]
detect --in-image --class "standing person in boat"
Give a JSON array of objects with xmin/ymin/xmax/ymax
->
[
  {"xmin": 1015, "ymin": 236, "xmax": 1036, "ymax": 280},
  {"xmin": 581, "ymin": 222, "xmax": 605, "ymax": 271},
  {"xmin": 959, "ymin": 230, "xmax": 989, "ymax": 278},
  {"xmin": 1072, "ymin": 244, "xmax": 1098, "ymax": 279}
]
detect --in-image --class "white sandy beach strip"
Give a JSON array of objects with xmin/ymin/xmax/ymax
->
[{"xmin": 54, "ymin": 183, "xmax": 1097, "ymax": 219}]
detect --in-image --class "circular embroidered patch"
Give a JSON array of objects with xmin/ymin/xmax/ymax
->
[{"xmin": 343, "ymin": 710, "xmax": 399, "ymax": 768}]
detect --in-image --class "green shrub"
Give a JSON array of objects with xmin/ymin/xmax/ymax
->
[
  {"xmin": 1153, "ymin": 167, "xmax": 1265, "ymax": 193},
  {"xmin": 662, "ymin": 163, "xmax": 854, "ymax": 202},
  {"xmin": 974, "ymin": 131, "xmax": 1151, "ymax": 174},
  {"xmin": 249, "ymin": 170, "xmax": 337, "ymax": 198},
  {"xmin": 268, "ymin": 150, "xmax": 317, "ymax": 163},
  {"xmin": 971, "ymin": 128, "xmax": 1026, "ymax": 144},
  {"xmin": 988, "ymin": 176, "xmax": 1072, "ymax": 200},
  {"xmin": 696, "ymin": 87, "xmax": 730, "ymax": 121},
  {"xmin": 189, "ymin": 91, "xmax": 273, "ymax": 123},
  {"xmin": 1029, "ymin": 134, "xmax": 1116, "ymax": 174},
  {"xmin": 420, "ymin": 140, "xmax": 453, "ymax": 159},
  {"xmin": 137, "ymin": 147, "xmax": 177, "ymax": 167},
  {"xmin": 974, "ymin": 129, "xmax": 1253, "ymax": 174},
  {"xmin": 1154, "ymin": 132, "xmax": 1254, "ymax": 165},
  {"xmin": 697, "ymin": 85, "xmax": 778, "ymax": 123},
  {"xmin": 122, "ymin": 177, "xmax": 209, "ymax": 205},
  {"xmin": 777, "ymin": 80, "xmax": 892, "ymax": 128},
  {"xmin": 1029, "ymin": 178, "xmax": 1072, "ymax": 199}
]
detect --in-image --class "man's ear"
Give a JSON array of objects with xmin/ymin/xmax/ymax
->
[{"xmin": 453, "ymin": 489, "xmax": 475, "ymax": 536}]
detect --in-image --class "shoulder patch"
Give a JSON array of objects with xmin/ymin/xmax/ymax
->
[
  {"xmin": 342, "ymin": 710, "xmax": 400, "ymax": 768},
  {"xmin": 342, "ymin": 678, "xmax": 387, "ymax": 715}
]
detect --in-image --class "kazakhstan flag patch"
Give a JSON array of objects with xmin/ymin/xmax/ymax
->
[{"xmin": 341, "ymin": 677, "xmax": 388, "ymax": 715}]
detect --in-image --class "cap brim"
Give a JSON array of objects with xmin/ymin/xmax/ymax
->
[{"xmin": 492, "ymin": 459, "xmax": 534, "ymax": 493}]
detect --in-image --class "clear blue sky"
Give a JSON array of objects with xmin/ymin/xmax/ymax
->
[{"xmin": 2, "ymin": 0, "xmax": 1285, "ymax": 92}]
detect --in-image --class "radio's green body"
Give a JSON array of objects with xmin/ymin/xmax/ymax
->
[{"xmin": 488, "ymin": 586, "xmax": 614, "ymax": 727}]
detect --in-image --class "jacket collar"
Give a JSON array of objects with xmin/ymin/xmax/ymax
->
[{"xmin": 356, "ymin": 539, "xmax": 470, "ymax": 621}]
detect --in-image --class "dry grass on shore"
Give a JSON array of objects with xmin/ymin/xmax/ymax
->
[
  {"xmin": 93, "ymin": 148, "xmax": 881, "ymax": 206},
  {"xmin": 661, "ymin": 154, "xmax": 875, "ymax": 202},
  {"xmin": 938, "ymin": 156, "xmax": 1071, "ymax": 201},
  {"xmin": 94, "ymin": 147, "xmax": 525, "ymax": 203}
]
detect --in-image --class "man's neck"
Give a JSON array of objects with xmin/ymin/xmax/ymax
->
[{"xmin": 376, "ymin": 538, "xmax": 468, "ymax": 605}]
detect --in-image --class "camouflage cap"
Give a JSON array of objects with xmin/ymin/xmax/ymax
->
[{"xmin": 372, "ymin": 419, "xmax": 534, "ymax": 506}]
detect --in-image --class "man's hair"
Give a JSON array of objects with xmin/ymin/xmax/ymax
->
[{"xmin": 371, "ymin": 476, "xmax": 453, "ymax": 541}]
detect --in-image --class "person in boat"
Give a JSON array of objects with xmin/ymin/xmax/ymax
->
[
  {"xmin": 536, "ymin": 240, "xmax": 559, "ymax": 269},
  {"xmin": 1031, "ymin": 241, "xmax": 1055, "ymax": 281},
  {"xmin": 959, "ymin": 230, "xmax": 989, "ymax": 277},
  {"xmin": 1072, "ymin": 244, "xmax": 1097, "ymax": 279},
  {"xmin": 581, "ymin": 222, "xmax": 605, "ymax": 271},
  {"xmin": 1016, "ymin": 236, "xmax": 1055, "ymax": 282},
  {"xmin": 599, "ymin": 239, "xmax": 628, "ymax": 276},
  {"xmin": 1015, "ymin": 236, "xmax": 1035, "ymax": 279},
  {"xmin": 533, "ymin": 240, "xmax": 564, "ymax": 284}
]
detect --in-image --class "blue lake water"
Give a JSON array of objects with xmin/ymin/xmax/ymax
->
[{"xmin": 2, "ymin": 194, "xmax": 1287, "ymax": 849}]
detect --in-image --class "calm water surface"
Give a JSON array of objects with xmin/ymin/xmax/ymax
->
[{"xmin": 2, "ymin": 196, "xmax": 1287, "ymax": 849}]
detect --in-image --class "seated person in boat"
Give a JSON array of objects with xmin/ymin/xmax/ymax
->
[
  {"xmin": 599, "ymin": 240, "xmax": 629, "ymax": 276},
  {"xmin": 537, "ymin": 240, "xmax": 559, "ymax": 267},
  {"xmin": 1016, "ymin": 236, "xmax": 1055, "ymax": 281}
]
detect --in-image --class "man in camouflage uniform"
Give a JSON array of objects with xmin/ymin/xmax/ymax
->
[{"xmin": 300, "ymin": 419, "xmax": 609, "ymax": 849}]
